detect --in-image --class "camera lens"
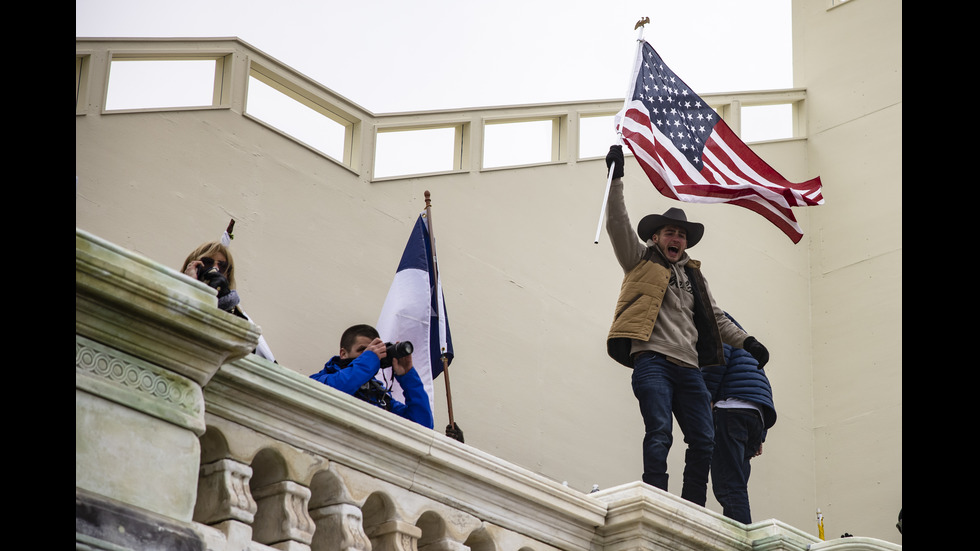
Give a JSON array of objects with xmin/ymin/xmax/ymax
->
[{"xmin": 385, "ymin": 341, "xmax": 413, "ymax": 359}]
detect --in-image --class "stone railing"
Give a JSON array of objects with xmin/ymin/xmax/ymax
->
[{"xmin": 75, "ymin": 228, "xmax": 899, "ymax": 551}]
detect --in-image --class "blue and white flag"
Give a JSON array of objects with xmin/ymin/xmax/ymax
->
[{"xmin": 376, "ymin": 213, "xmax": 454, "ymax": 413}]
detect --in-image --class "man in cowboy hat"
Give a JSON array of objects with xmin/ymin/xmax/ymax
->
[{"xmin": 603, "ymin": 145, "xmax": 770, "ymax": 507}]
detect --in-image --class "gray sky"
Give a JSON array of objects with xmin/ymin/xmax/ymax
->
[{"xmin": 76, "ymin": 0, "xmax": 793, "ymax": 113}]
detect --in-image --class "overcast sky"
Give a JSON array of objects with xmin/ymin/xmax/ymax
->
[{"xmin": 76, "ymin": 0, "xmax": 793, "ymax": 114}]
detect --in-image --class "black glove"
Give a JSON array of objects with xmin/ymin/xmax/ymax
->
[
  {"xmin": 605, "ymin": 145, "xmax": 624, "ymax": 179},
  {"xmin": 199, "ymin": 267, "xmax": 231, "ymax": 297},
  {"xmin": 445, "ymin": 422, "xmax": 464, "ymax": 443},
  {"xmin": 743, "ymin": 336, "xmax": 769, "ymax": 369}
]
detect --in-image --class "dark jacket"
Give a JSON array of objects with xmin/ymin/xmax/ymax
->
[{"xmin": 702, "ymin": 344, "xmax": 777, "ymax": 432}]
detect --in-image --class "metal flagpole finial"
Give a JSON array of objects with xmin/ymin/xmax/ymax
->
[{"xmin": 634, "ymin": 17, "xmax": 650, "ymax": 42}]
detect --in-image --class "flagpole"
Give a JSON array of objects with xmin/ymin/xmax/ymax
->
[
  {"xmin": 222, "ymin": 218, "xmax": 236, "ymax": 246},
  {"xmin": 424, "ymin": 190, "xmax": 455, "ymax": 428},
  {"xmin": 594, "ymin": 17, "xmax": 650, "ymax": 244}
]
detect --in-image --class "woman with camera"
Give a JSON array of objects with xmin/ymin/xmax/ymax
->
[{"xmin": 181, "ymin": 241, "xmax": 276, "ymax": 362}]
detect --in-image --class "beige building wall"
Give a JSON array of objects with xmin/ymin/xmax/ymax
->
[
  {"xmin": 794, "ymin": 0, "xmax": 902, "ymax": 542},
  {"xmin": 75, "ymin": 0, "xmax": 900, "ymax": 545}
]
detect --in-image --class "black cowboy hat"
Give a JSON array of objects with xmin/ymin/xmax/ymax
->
[{"xmin": 637, "ymin": 207, "xmax": 704, "ymax": 247}]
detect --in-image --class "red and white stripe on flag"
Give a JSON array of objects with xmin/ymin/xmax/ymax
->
[{"xmin": 618, "ymin": 41, "xmax": 823, "ymax": 243}]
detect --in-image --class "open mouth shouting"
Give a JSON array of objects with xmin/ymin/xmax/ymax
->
[{"xmin": 652, "ymin": 225, "xmax": 688, "ymax": 263}]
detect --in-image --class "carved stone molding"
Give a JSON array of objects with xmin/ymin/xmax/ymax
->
[{"xmin": 76, "ymin": 335, "xmax": 204, "ymax": 432}]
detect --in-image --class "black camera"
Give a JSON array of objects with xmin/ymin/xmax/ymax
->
[
  {"xmin": 196, "ymin": 258, "xmax": 230, "ymax": 297},
  {"xmin": 355, "ymin": 378, "xmax": 392, "ymax": 411},
  {"xmin": 380, "ymin": 341, "xmax": 413, "ymax": 368}
]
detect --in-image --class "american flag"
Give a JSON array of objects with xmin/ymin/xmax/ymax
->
[{"xmin": 616, "ymin": 41, "xmax": 823, "ymax": 243}]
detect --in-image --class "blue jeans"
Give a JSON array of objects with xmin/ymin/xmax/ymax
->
[
  {"xmin": 711, "ymin": 407, "xmax": 764, "ymax": 524},
  {"xmin": 631, "ymin": 352, "xmax": 714, "ymax": 506}
]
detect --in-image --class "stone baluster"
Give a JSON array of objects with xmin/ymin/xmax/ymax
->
[
  {"xmin": 309, "ymin": 502, "xmax": 373, "ymax": 551},
  {"xmin": 194, "ymin": 458, "xmax": 258, "ymax": 548},
  {"xmin": 367, "ymin": 520, "xmax": 422, "ymax": 551},
  {"xmin": 252, "ymin": 480, "xmax": 316, "ymax": 551}
]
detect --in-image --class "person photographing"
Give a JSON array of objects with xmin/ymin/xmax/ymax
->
[
  {"xmin": 310, "ymin": 324, "xmax": 433, "ymax": 429},
  {"xmin": 181, "ymin": 241, "xmax": 276, "ymax": 362}
]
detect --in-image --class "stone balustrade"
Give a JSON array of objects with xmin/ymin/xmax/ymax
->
[{"xmin": 76, "ymin": 228, "xmax": 899, "ymax": 551}]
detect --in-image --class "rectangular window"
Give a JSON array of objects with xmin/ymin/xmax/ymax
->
[
  {"xmin": 105, "ymin": 58, "xmax": 218, "ymax": 111},
  {"xmin": 740, "ymin": 104, "xmax": 793, "ymax": 143},
  {"xmin": 483, "ymin": 118, "xmax": 562, "ymax": 169},
  {"xmin": 245, "ymin": 75, "xmax": 349, "ymax": 162},
  {"xmin": 76, "ymin": 55, "xmax": 88, "ymax": 113},
  {"xmin": 375, "ymin": 126, "xmax": 461, "ymax": 178},
  {"xmin": 578, "ymin": 114, "xmax": 619, "ymax": 159}
]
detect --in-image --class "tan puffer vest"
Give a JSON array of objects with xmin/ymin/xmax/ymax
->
[{"xmin": 606, "ymin": 247, "xmax": 723, "ymax": 368}]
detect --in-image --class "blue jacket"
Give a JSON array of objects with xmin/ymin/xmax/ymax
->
[
  {"xmin": 310, "ymin": 351, "xmax": 434, "ymax": 429},
  {"xmin": 702, "ymin": 344, "xmax": 777, "ymax": 432}
]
